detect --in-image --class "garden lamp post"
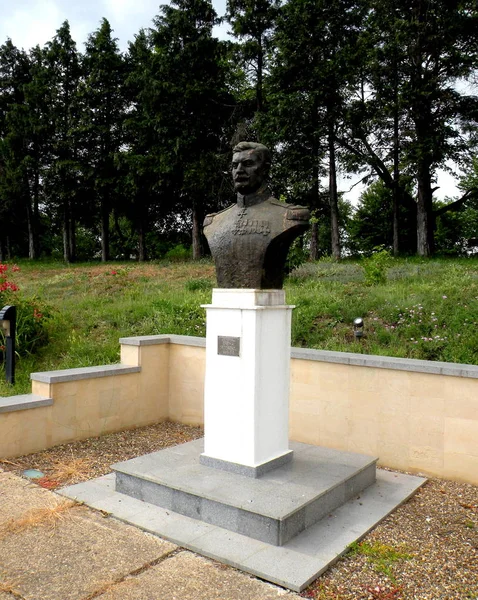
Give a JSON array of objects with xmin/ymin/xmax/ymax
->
[
  {"xmin": 0, "ymin": 305, "xmax": 16, "ymax": 384},
  {"xmin": 353, "ymin": 317, "xmax": 364, "ymax": 340}
]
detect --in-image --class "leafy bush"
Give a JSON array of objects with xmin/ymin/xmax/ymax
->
[
  {"xmin": 0, "ymin": 264, "xmax": 51, "ymax": 358},
  {"xmin": 185, "ymin": 278, "xmax": 213, "ymax": 292},
  {"xmin": 164, "ymin": 244, "xmax": 192, "ymax": 262},
  {"xmin": 362, "ymin": 248, "xmax": 393, "ymax": 285},
  {"xmin": 285, "ymin": 238, "xmax": 309, "ymax": 272}
]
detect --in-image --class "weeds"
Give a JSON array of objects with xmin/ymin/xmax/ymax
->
[
  {"xmin": 0, "ymin": 579, "xmax": 21, "ymax": 595},
  {"xmin": 362, "ymin": 249, "xmax": 393, "ymax": 286},
  {"xmin": 0, "ymin": 499, "xmax": 76, "ymax": 539},
  {"xmin": 184, "ymin": 278, "xmax": 213, "ymax": 292},
  {"xmin": 348, "ymin": 541, "xmax": 413, "ymax": 581},
  {"xmin": 50, "ymin": 456, "xmax": 93, "ymax": 483}
]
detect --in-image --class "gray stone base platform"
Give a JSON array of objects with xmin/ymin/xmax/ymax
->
[
  {"xmin": 59, "ymin": 440, "xmax": 425, "ymax": 592},
  {"xmin": 113, "ymin": 439, "xmax": 377, "ymax": 546}
]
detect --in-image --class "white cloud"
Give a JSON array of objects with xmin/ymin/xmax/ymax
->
[
  {"xmin": 0, "ymin": 0, "xmax": 229, "ymax": 53},
  {"xmin": 0, "ymin": 0, "xmax": 63, "ymax": 51}
]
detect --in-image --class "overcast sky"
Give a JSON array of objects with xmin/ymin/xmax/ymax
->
[
  {"xmin": 0, "ymin": 0, "xmax": 462, "ymax": 202},
  {"xmin": 0, "ymin": 0, "xmax": 229, "ymax": 53}
]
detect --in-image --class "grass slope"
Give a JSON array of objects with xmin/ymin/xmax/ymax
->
[{"xmin": 1, "ymin": 256, "xmax": 477, "ymax": 396}]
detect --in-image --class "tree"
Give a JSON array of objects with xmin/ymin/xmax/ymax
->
[
  {"xmin": 149, "ymin": 0, "xmax": 234, "ymax": 259},
  {"xmin": 23, "ymin": 45, "xmax": 52, "ymax": 258},
  {"xmin": 263, "ymin": 0, "xmax": 365, "ymax": 259},
  {"xmin": 0, "ymin": 40, "xmax": 37, "ymax": 258},
  {"xmin": 339, "ymin": 0, "xmax": 478, "ymax": 256},
  {"xmin": 348, "ymin": 180, "xmax": 416, "ymax": 254},
  {"xmin": 44, "ymin": 21, "xmax": 83, "ymax": 262},
  {"xmin": 81, "ymin": 18, "xmax": 126, "ymax": 261},
  {"xmin": 226, "ymin": 0, "xmax": 279, "ymax": 114}
]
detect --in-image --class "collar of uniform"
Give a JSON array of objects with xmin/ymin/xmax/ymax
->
[{"xmin": 236, "ymin": 184, "xmax": 271, "ymax": 208}]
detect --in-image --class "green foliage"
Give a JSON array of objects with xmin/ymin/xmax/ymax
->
[
  {"xmin": 348, "ymin": 181, "xmax": 416, "ymax": 255},
  {"xmin": 0, "ymin": 265, "xmax": 51, "ymax": 359},
  {"xmin": 165, "ymin": 244, "xmax": 192, "ymax": 262},
  {"xmin": 348, "ymin": 540, "xmax": 413, "ymax": 581},
  {"xmin": 285, "ymin": 237, "xmax": 309, "ymax": 272},
  {"xmin": 1, "ymin": 258, "xmax": 478, "ymax": 396},
  {"xmin": 434, "ymin": 197, "xmax": 478, "ymax": 256},
  {"xmin": 362, "ymin": 249, "xmax": 393, "ymax": 285},
  {"xmin": 185, "ymin": 278, "xmax": 213, "ymax": 291},
  {"xmin": 0, "ymin": 295, "xmax": 51, "ymax": 357}
]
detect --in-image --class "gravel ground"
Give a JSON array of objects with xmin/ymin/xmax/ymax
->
[{"xmin": 1, "ymin": 421, "xmax": 477, "ymax": 600}]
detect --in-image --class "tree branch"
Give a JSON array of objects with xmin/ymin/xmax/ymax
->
[{"xmin": 434, "ymin": 189, "xmax": 476, "ymax": 217}]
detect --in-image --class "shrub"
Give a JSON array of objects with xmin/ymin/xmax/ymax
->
[
  {"xmin": 185, "ymin": 278, "xmax": 213, "ymax": 292},
  {"xmin": 362, "ymin": 248, "xmax": 393, "ymax": 285},
  {"xmin": 0, "ymin": 264, "xmax": 51, "ymax": 359},
  {"xmin": 164, "ymin": 244, "xmax": 192, "ymax": 262}
]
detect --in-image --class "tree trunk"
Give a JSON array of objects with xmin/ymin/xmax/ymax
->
[
  {"xmin": 392, "ymin": 97, "xmax": 400, "ymax": 257},
  {"xmin": 309, "ymin": 99, "xmax": 320, "ymax": 262},
  {"xmin": 192, "ymin": 200, "xmax": 202, "ymax": 260},
  {"xmin": 69, "ymin": 211, "xmax": 76, "ymax": 262},
  {"xmin": 23, "ymin": 172, "xmax": 37, "ymax": 260},
  {"xmin": 328, "ymin": 118, "xmax": 340, "ymax": 260},
  {"xmin": 256, "ymin": 35, "xmax": 263, "ymax": 113},
  {"xmin": 63, "ymin": 208, "xmax": 71, "ymax": 263},
  {"xmin": 416, "ymin": 158, "xmax": 433, "ymax": 257},
  {"xmin": 138, "ymin": 225, "xmax": 146, "ymax": 262},
  {"xmin": 101, "ymin": 195, "xmax": 110, "ymax": 262},
  {"xmin": 309, "ymin": 221, "xmax": 319, "ymax": 260},
  {"xmin": 26, "ymin": 199, "xmax": 36, "ymax": 260},
  {"xmin": 137, "ymin": 205, "xmax": 147, "ymax": 262}
]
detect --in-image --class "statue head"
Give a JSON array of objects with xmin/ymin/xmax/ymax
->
[{"xmin": 232, "ymin": 142, "xmax": 271, "ymax": 195}]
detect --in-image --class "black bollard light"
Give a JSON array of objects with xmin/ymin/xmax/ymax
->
[{"xmin": 0, "ymin": 305, "xmax": 16, "ymax": 384}]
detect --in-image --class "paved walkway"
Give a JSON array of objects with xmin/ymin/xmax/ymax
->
[{"xmin": 0, "ymin": 469, "xmax": 299, "ymax": 600}]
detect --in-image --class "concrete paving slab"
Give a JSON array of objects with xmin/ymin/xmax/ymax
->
[
  {"xmin": 95, "ymin": 550, "xmax": 298, "ymax": 600},
  {"xmin": 59, "ymin": 473, "xmax": 116, "ymax": 504},
  {"xmin": 0, "ymin": 470, "xmax": 63, "ymax": 525},
  {"xmin": 61, "ymin": 468, "xmax": 425, "ymax": 592},
  {"xmin": 0, "ymin": 503, "xmax": 176, "ymax": 600}
]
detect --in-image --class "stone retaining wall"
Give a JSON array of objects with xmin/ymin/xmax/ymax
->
[{"xmin": 0, "ymin": 335, "xmax": 476, "ymax": 485}]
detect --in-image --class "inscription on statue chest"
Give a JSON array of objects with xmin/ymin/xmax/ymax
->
[{"xmin": 232, "ymin": 219, "xmax": 271, "ymax": 236}]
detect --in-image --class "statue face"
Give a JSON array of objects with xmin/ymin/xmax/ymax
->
[{"xmin": 232, "ymin": 150, "xmax": 268, "ymax": 195}]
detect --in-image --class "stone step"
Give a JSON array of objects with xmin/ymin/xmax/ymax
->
[{"xmin": 112, "ymin": 439, "xmax": 377, "ymax": 547}]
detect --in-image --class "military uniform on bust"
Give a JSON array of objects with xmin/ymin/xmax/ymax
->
[{"xmin": 204, "ymin": 143, "xmax": 310, "ymax": 289}]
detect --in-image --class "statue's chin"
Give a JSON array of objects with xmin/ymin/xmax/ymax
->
[{"xmin": 235, "ymin": 184, "xmax": 258, "ymax": 195}]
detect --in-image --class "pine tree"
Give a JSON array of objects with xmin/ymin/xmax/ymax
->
[
  {"xmin": 44, "ymin": 21, "xmax": 83, "ymax": 262},
  {"xmin": 149, "ymin": 0, "xmax": 233, "ymax": 259},
  {"xmin": 81, "ymin": 18, "xmax": 126, "ymax": 262}
]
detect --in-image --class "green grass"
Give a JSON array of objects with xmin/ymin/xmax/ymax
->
[
  {"xmin": 347, "ymin": 540, "xmax": 413, "ymax": 581},
  {"xmin": 1, "ymin": 256, "xmax": 478, "ymax": 396}
]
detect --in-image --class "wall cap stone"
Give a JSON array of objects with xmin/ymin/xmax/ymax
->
[
  {"xmin": 30, "ymin": 364, "xmax": 141, "ymax": 384},
  {"xmin": 0, "ymin": 394, "xmax": 53, "ymax": 413},
  {"xmin": 119, "ymin": 334, "xmax": 478, "ymax": 379},
  {"xmin": 120, "ymin": 334, "xmax": 206, "ymax": 348},
  {"xmin": 290, "ymin": 347, "xmax": 478, "ymax": 379}
]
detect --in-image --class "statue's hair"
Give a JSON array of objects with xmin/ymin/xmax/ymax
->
[{"xmin": 232, "ymin": 141, "xmax": 271, "ymax": 168}]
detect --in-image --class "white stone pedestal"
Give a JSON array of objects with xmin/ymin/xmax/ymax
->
[{"xmin": 200, "ymin": 289, "xmax": 294, "ymax": 477}]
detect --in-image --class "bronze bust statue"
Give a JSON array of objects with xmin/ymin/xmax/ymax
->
[{"xmin": 204, "ymin": 142, "xmax": 310, "ymax": 289}]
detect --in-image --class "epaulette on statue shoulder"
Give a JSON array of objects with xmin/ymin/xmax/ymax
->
[
  {"xmin": 268, "ymin": 198, "xmax": 310, "ymax": 221},
  {"xmin": 268, "ymin": 198, "xmax": 288, "ymax": 208},
  {"xmin": 286, "ymin": 205, "xmax": 310, "ymax": 221},
  {"xmin": 203, "ymin": 204, "xmax": 234, "ymax": 227}
]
